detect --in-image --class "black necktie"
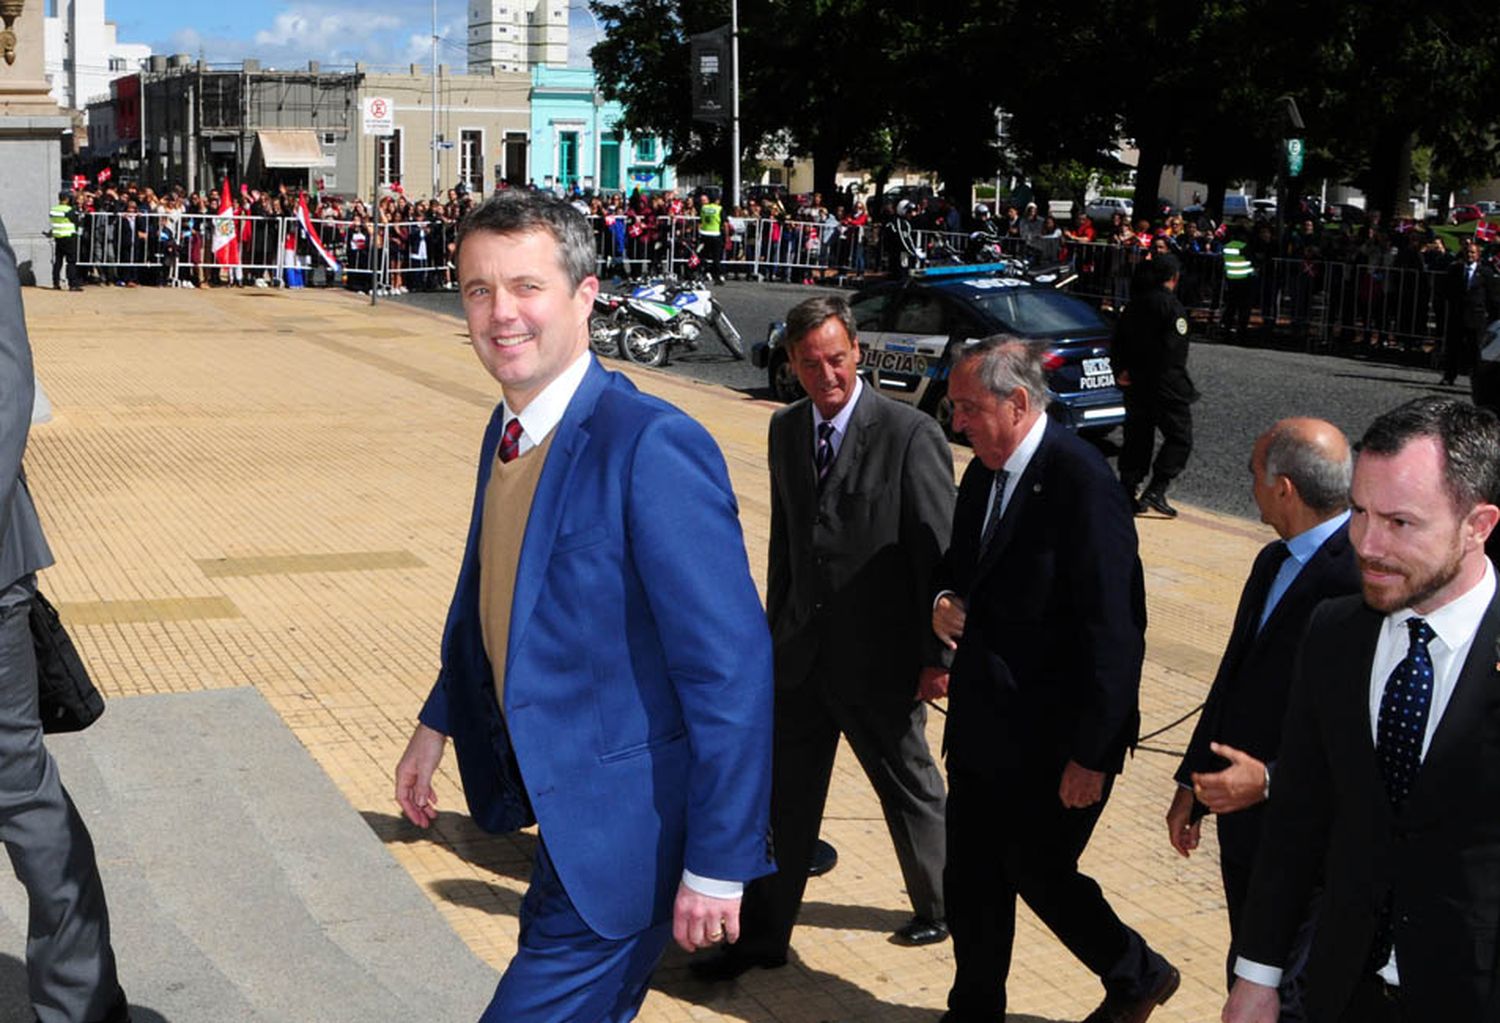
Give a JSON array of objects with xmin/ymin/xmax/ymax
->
[
  {"xmin": 1369, "ymin": 616, "xmax": 1437, "ymax": 971},
  {"xmin": 978, "ymin": 468, "xmax": 1010, "ymax": 555},
  {"xmin": 1375, "ymin": 617, "xmax": 1436, "ymax": 805},
  {"xmin": 815, "ymin": 421, "xmax": 835, "ymax": 482}
]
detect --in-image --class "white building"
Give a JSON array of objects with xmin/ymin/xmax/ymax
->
[
  {"xmin": 43, "ymin": 0, "xmax": 151, "ymax": 116},
  {"xmin": 468, "ymin": 0, "xmax": 568, "ymax": 73}
]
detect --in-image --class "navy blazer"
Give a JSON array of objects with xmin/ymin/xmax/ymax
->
[
  {"xmin": 420, "ymin": 358, "xmax": 775, "ymax": 939},
  {"xmin": 1240, "ymin": 592, "xmax": 1500, "ymax": 1019},
  {"xmin": 1176, "ymin": 523, "xmax": 1359, "ymax": 862},
  {"xmin": 936, "ymin": 418, "xmax": 1147, "ymax": 779}
]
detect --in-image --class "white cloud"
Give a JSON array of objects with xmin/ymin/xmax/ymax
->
[{"xmin": 254, "ymin": 9, "xmax": 402, "ymax": 51}]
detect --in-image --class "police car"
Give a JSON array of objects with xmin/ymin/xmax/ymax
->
[{"xmin": 752, "ymin": 263, "xmax": 1126, "ymax": 435}]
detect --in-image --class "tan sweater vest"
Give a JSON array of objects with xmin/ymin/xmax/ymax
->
[{"xmin": 478, "ymin": 431, "xmax": 555, "ymax": 708}]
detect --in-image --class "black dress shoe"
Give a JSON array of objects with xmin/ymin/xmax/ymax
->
[
  {"xmin": 1138, "ymin": 490, "xmax": 1177, "ymax": 518},
  {"xmin": 1079, "ymin": 965, "xmax": 1180, "ymax": 1023},
  {"xmin": 688, "ymin": 947, "xmax": 787, "ymax": 982},
  {"xmin": 892, "ymin": 916, "xmax": 949, "ymax": 946},
  {"xmin": 808, "ymin": 838, "xmax": 838, "ymax": 877}
]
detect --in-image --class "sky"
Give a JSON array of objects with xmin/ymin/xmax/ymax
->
[{"xmin": 96, "ymin": 0, "xmax": 603, "ymax": 72}]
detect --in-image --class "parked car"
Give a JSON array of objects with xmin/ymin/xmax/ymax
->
[
  {"xmin": 1085, "ymin": 196, "xmax": 1133, "ymax": 223},
  {"xmin": 1451, "ymin": 204, "xmax": 1486, "ymax": 225},
  {"xmin": 751, "ymin": 262, "xmax": 1126, "ymax": 435}
]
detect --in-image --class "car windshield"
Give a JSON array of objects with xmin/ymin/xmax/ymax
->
[{"xmin": 968, "ymin": 289, "xmax": 1108, "ymax": 337}]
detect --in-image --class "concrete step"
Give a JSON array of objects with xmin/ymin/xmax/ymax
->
[{"xmin": 0, "ymin": 688, "xmax": 496, "ymax": 1023}]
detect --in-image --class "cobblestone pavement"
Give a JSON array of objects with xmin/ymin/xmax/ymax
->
[{"xmin": 21, "ymin": 283, "xmax": 1274, "ymax": 1022}]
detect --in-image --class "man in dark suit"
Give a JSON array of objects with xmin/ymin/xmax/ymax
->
[
  {"xmin": 692, "ymin": 296, "xmax": 954, "ymax": 982},
  {"xmin": 1167, "ymin": 418, "xmax": 1358, "ymax": 1018},
  {"xmin": 1224, "ymin": 397, "xmax": 1500, "ymax": 1023},
  {"xmin": 932, "ymin": 338, "xmax": 1178, "ymax": 1023},
  {"xmin": 0, "ymin": 216, "xmax": 131, "ymax": 1023},
  {"xmin": 1441, "ymin": 236, "xmax": 1499, "ymax": 387},
  {"xmin": 393, "ymin": 191, "xmax": 774, "ymax": 1022}
]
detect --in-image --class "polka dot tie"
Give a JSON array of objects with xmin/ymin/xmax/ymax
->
[
  {"xmin": 1375, "ymin": 617, "xmax": 1435, "ymax": 806},
  {"xmin": 498, "ymin": 417, "xmax": 524, "ymax": 465}
]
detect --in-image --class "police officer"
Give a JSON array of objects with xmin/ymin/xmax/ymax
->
[
  {"xmin": 1112, "ymin": 252, "xmax": 1198, "ymax": 517},
  {"xmin": 48, "ymin": 192, "xmax": 82, "ymax": 292}
]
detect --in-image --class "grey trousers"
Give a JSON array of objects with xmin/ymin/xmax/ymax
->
[
  {"xmin": 738, "ymin": 681, "xmax": 947, "ymax": 959},
  {"xmin": 0, "ymin": 576, "xmax": 121, "ymax": 1023}
]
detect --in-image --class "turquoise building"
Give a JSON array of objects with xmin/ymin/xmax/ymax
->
[{"xmin": 528, "ymin": 66, "xmax": 675, "ymax": 193}]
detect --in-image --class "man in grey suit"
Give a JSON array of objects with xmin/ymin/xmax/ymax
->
[
  {"xmin": 693, "ymin": 294, "xmax": 955, "ymax": 980},
  {"xmin": 0, "ymin": 215, "xmax": 130, "ymax": 1023}
]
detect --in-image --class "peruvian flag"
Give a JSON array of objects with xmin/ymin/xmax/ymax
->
[
  {"xmin": 296, "ymin": 192, "xmax": 340, "ymax": 272},
  {"xmin": 213, "ymin": 177, "xmax": 240, "ymax": 265}
]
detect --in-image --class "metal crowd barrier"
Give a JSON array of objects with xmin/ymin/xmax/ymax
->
[{"xmin": 74, "ymin": 212, "xmax": 460, "ymax": 293}]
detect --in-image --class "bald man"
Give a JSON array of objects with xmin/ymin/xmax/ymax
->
[{"xmin": 1166, "ymin": 419, "xmax": 1360, "ymax": 1019}]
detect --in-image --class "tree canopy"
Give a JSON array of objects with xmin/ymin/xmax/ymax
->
[{"xmin": 590, "ymin": 0, "xmax": 1500, "ymax": 219}]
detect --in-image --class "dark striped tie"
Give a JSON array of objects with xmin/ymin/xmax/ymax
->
[
  {"xmin": 978, "ymin": 469, "xmax": 1010, "ymax": 555},
  {"xmin": 815, "ymin": 421, "xmax": 835, "ymax": 481},
  {"xmin": 498, "ymin": 417, "xmax": 524, "ymax": 464}
]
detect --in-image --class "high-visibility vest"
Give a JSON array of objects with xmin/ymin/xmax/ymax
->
[
  {"xmin": 699, "ymin": 202, "xmax": 723, "ymax": 237},
  {"xmin": 1223, "ymin": 240, "xmax": 1254, "ymax": 279},
  {"xmin": 49, "ymin": 204, "xmax": 76, "ymax": 239}
]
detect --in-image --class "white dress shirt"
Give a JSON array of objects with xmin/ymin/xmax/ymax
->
[
  {"xmin": 810, "ymin": 376, "xmax": 863, "ymax": 463},
  {"xmin": 1235, "ymin": 559, "xmax": 1496, "ymax": 989},
  {"xmin": 981, "ymin": 411, "xmax": 1048, "ymax": 536},
  {"xmin": 497, "ymin": 350, "xmax": 739, "ymax": 900}
]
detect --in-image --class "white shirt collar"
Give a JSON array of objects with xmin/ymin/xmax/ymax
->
[
  {"xmin": 1003, "ymin": 412, "xmax": 1048, "ymax": 480},
  {"xmin": 502, "ymin": 350, "xmax": 593, "ymax": 453},
  {"xmin": 1387, "ymin": 557, "xmax": 1495, "ymax": 653}
]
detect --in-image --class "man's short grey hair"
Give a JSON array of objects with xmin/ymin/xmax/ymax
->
[
  {"xmin": 1262, "ymin": 424, "xmax": 1352, "ymax": 514},
  {"xmin": 952, "ymin": 335, "xmax": 1051, "ymax": 411},
  {"xmin": 783, "ymin": 294, "xmax": 857, "ymax": 352},
  {"xmin": 454, "ymin": 189, "xmax": 596, "ymax": 290}
]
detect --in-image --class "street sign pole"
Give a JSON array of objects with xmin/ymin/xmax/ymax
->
[{"xmin": 364, "ymin": 97, "xmax": 396, "ymax": 307}]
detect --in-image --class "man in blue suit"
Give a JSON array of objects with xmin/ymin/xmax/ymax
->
[{"xmin": 393, "ymin": 190, "xmax": 775, "ymax": 1022}]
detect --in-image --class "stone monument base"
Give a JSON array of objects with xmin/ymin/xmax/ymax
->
[{"xmin": 0, "ymin": 115, "xmax": 70, "ymax": 286}]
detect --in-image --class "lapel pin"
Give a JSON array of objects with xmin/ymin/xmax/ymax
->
[{"xmin": 1032, "ymin": 483, "xmax": 1042, "ymax": 493}]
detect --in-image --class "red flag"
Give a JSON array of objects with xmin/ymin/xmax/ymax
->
[
  {"xmin": 296, "ymin": 192, "xmax": 340, "ymax": 272},
  {"xmin": 1476, "ymin": 219, "xmax": 1498, "ymax": 243},
  {"xmin": 213, "ymin": 178, "xmax": 240, "ymax": 266}
]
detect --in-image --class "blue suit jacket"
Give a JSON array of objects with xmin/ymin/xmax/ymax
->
[{"xmin": 420, "ymin": 358, "xmax": 775, "ymax": 939}]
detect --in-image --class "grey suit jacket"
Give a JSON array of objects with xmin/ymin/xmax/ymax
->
[
  {"xmin": 765, "ymin": 385, "xmax": 954, "ymax": 706},
  {"xmin": 0, "ymin": 215, "xmax": 56, "ymax": 592}
]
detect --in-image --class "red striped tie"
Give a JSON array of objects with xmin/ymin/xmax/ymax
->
[{"xmin": 498, "ymin": 418, "xmax": 523, "ymax": 464}]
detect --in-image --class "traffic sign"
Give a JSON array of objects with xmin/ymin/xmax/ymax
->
[
  {"xmin": 1285, "ymin": 137, "xmax": 1305, "ymax": 177},
  {"xmin": 363, "ymin": 97, "xmax": 395, "ymax": 137}
]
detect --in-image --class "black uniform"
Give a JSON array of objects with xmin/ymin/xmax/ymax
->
[{"xmin": 1112, "ymin": 256, "xmax": 1197, "ymax": 507}]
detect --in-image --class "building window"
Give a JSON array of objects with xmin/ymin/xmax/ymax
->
[
  {"xmin": 322, "ymin": 131, "xmax": 337, "ymax": 146},
  {"xmin": 379, "ymin": 129, "xmax": 404, "ymax": 187},
  {"xmin": 633, "ymin": 137, "xmax": 656, "ymax": 162},
  {"xmin": 108, "ymin": 57, "xmax": 127, "ymax": 71},
  {"xmin": 460, "ymin": 130, "xmax": 484, "ymax": 193}
]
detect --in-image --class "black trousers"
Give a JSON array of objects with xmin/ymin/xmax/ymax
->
[
  {"xmin": 735, "ymin": 679, "xmax": 947, "ymax": 961},
  {"xmin": 51, "ymin": 238, "xmax": 77, "ymax": 289},
  {"xmin": 943, "ymin": 762, "xmax": 1167, "ymax": 1021},
  {"xmin": 1118, "ymin": 390, "xmax": 1192, "ymax": 492},
  {"xmin": 1444, "ymin": 322, "xmax": 1482, "ymax": 381}
]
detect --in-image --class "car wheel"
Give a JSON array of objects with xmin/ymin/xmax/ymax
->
[{"xmin": 769, "ymin": 351, "xmax": 804, "ymax": 403}]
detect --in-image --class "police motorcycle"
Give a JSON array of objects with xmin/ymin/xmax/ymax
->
[
  {"xmin": 613, "ymin": 278, "xmax": 745, "ymax": 368},
  {"xmin": 589, "ymin": 291, "xmax": 628, "ymax": 358}
]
